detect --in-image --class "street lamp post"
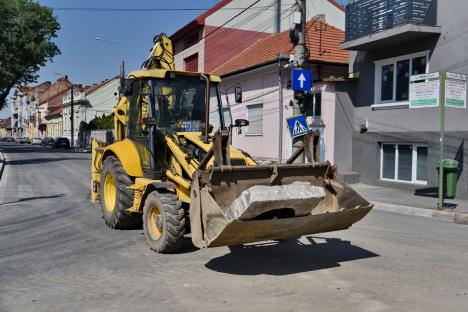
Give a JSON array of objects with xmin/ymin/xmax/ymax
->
[{"xmin": 96, "ymin": 37, "xmax": 125, "ymax": 97}]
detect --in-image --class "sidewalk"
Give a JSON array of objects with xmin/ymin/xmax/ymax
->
[{"xmin": 351, "ymin": 183, "xmax": 468, "ymax": 224}]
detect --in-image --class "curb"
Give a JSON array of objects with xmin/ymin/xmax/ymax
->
[
  {"xmin": 373, "ymin": 201, "xmax": 468, "ymax": 225},
  {"xmin": 0, "ymin": 152, "xmax": 5, "ymax": 180}
]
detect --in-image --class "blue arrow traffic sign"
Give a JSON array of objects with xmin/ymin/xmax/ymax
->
[
  {"xmin": 291, "ymin": 68, "xmax": 312, "ymax": 91},
  {"xmin": 286, "ymin": 114, "xmax": 309, "ymax": 138}
]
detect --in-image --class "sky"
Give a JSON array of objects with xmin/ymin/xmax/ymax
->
[
  {"xmin": 0, "ymin": 0, "xmax": 348, "ymax": 118},
  {"xmin": 0, "ymin": 0, "xmax": 220, "ymax": 117}
]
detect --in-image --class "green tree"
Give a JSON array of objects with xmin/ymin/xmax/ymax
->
[
  {"xmin": 0, "ymin": 0, "xmax": 60, "ymax": 109},
  {"xmin": 88, "ymin": 114, "xmax": 114, "ymax": 130}
]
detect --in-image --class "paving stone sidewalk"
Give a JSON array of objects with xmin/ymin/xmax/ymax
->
[{"xmin": 351, "ymin": 183, "xmax": 468, "ymax": 224}]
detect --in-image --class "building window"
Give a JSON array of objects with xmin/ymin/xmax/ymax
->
[
  {"xmin": 184, "ymin": 53, "xmax": 198, "ymax": 72},
  {"xmin": 375, "ymin": 51, "xmax": 429, "ymax": 104},
  {"xmin": 304, "ymin": 92, "xmax": 321, "ymax": 117},
  {"xmin": 183, "ymin": 33, "xmax": 200, "ymax": 49},
  {"xmin": 246, "ymin": 104, "xmax": 263, "ymax": 135},
  {"xmin": 380, "ymin": 143, "xmax": 428, "ymax": 184}
]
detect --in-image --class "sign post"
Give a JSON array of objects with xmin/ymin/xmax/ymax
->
[
  {"xmin": 410, "ymin": 70, "xmax": 466, "ymax": 208},
  {"xmin": 438, "ymin": 70, "xmax": 446, "ymax": 209}
]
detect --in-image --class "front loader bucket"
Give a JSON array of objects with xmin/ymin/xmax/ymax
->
[{"xmin": 190, "ymin": 162, "xmax": 373, "ymax": 248}]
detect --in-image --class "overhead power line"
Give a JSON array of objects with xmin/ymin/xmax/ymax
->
[
  {"xmin": 201, "ymin": 0, "xmax": 262, "ymax": 40},
  {"xmin": 48, "ymin": 5, "xmax": 290, "ymax": 12}
]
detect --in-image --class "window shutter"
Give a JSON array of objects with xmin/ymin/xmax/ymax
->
[
  {"xmin": 184, "ymin": 54, "xmax": 198, "ymax": 72},
  {"xmin": 247, "ymin": 104, "xmax": 263, "ymax": 134}
]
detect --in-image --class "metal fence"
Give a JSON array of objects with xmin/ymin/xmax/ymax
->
[
  {"xmin": 345, "ymin": 0, "xmax": 437, "ymax": 41},
  {"xmin": 77, "ymin": 129, "xmax": 114, "ymax": 149}
]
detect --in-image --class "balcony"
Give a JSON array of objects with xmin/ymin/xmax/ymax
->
[{"xmin": 341, "ymin": 0, "xmax": 440, "ymax": 51}]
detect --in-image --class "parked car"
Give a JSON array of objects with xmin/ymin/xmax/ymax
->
[
  {"xmin": 31, "ymin": 137, "xmax": 42, "ymax": 145},
  {"xmin": 6, "ymin": 137, "xmax": 14, "ymax": 142},
  {"xmin": 53, "ymin": 137, "xmax": 70, "ymax": 149},
  {"xmin": 15, "ymin": 138, "xmax": 21, "ymax": 143},
  {"xmin": 41, "ymin": 137, "xmax": 55, "ymax": 147},
  {"xmin": 20, "ymin": 137, "xmax": 31, "ymax": 144}
]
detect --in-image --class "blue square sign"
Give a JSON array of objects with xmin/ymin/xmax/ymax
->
[
  {"xmin": 291, "ymin": 69, "xmax": 312, "ymax": 91},
  {"xmin": 287, "ymin": 115, "xmax": 309, "ymax": 138}
]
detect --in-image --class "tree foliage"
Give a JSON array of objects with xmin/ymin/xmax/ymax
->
[
  {"xmin": 88, "ymin": 114, "xmax": 114, "ymax": 130},
  {"xmin": 0, "ymin": 0, "xmax": 60, "ymax": 109}
]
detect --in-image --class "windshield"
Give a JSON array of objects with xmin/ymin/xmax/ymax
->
[{"xmin": 150, "ymin": 76, "xmax": 223, "ymax": 132}]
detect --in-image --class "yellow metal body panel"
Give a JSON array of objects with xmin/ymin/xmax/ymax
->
[
  {"xmin": 127, "ymin": 177, "xmax": 185, "ymax": 212},
  {"xmin": 91, "ymin": 139, "xmax": 105, "ymax": 202},
  {"xmin": 102, "ymin": 139, "xmax": 143, "ymax": 177},
  {"xmin": 113, "ymin": 96, "xmax": 129, "ymax": 142},
  {"xmin": 128, "ymin": 69, "xmax": 221, "ymax": 82},
  {"xmin": 127, "ymin": 178, "xmax": 153, "ymax": 212},
  {"xmin": 165, "ymin": 170, "xmax": 191, "ymax": 203}
]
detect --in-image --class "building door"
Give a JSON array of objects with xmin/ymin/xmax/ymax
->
[{"xmin": 305, "ymin": 92, "xmax": 325, "ymax": 161}]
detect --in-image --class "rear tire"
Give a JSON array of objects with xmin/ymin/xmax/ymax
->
[
  {"xmin": 100, "ymin": 156, "xmax": 141, "ymax": 229},
  {"xmin": 143, "ymin": 191, "xmax": 185, "ymax": 253}
]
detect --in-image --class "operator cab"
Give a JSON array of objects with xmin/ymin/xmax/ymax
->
[{"xmin": 124, "ymin": 71, "xmax": 228, "ymax": 178}]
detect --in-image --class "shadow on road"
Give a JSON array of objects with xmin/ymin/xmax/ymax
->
[
  {"xmin": 205, "ymin": 236, "xmax": 378, "ymax": 275},
  {"xmin": 414, "ymin": 186, "xmax": 458, "ymax": 208},
  {"xmin": 6, "ymin": 158, "xmax": 83, "ymax": 166},
  {"xmin": 0, "ymin": 194, "xmax": 65, "ymax": 205}
]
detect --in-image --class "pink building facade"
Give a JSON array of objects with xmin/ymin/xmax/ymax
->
[{"xmin": 219, "ymin": 64, "xmax": 342, "ymax": 163}]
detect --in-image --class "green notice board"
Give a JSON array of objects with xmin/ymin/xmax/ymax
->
[
  {"xmin": 445, "ymin": 75, "xmax": 466, "ymax": 108},
  {"xmin": 409, "ymin": 78, "xmax": 440, "ymax": 108}
]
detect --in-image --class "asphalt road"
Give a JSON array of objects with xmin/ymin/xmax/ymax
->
[{"xmin": 0, "ymin": 143, "xmax": 467, "ymax": 312}]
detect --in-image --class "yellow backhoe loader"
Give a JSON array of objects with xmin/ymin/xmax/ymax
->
[{"xmin": 91, "ymin": 33, "xmax": 373, "ymax": 253}]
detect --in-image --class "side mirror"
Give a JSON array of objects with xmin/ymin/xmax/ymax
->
[
  {"xmin": 234, "ymin": 119, "xmax": 249, "ymax": 127},
  {"xmin": 234, "ymin": 85, "xmax": 242, "ymax": 103}
]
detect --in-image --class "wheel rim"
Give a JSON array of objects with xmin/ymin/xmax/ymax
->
[
  {"xmin": 148, "ymin": 206, "xmax": 162, "ymax": 240},
  {"xmin": 103, "ymin": 173, "xmax": 117, "ymax": 212}
]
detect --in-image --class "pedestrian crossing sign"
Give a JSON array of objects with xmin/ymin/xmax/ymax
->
[{"xmin": 286, "ymin": 114, "xmax": 309, "ymax": 138}]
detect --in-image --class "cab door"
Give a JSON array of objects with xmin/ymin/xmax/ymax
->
[{"xmin": 127, "ymin": 79, "xmax": 152, "ymax": 173}]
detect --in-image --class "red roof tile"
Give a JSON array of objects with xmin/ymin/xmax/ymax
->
[
  {"xmin": 39, "ymin": 77, "xmax": 73, "ymax": 104},
  {"xmin": 46, "ymin": 88, "xmax": 72, "ymax": 108},
  {"xmin": 212, "ymin": 19, "xmax": 349, "ymax": 76},
  {"xmin": 46, "ymin": 106, "xmax": 63, "ymax": 118},
  {"xmin": 85, "ymin": 77, "xmax": 117, "ymax": 95}
]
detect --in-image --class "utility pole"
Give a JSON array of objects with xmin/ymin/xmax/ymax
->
[
  {"xmin": 70, "ymin": 85, "xmax": 74, "ymax": 149},
  {"xmin": 277, "ymin": 52, "xmax": 290, "ymax": 163},
  {"xmin": 275, "ymin": 0, "xmax": 281, "ymax": 33},
  {"xmin": 291, "ymin": 0, "xmax": 307, "ymax": 161}
]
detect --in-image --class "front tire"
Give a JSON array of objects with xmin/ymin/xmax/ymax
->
[
  {"xmin": 143, "ymin": 191, "xmax": 185, "ymax": 253},
  {"xmin": 100, "ymin": 156, "xmax": 141, "ymax": 229}
]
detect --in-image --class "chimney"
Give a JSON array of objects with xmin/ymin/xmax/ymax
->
[{"xmin": 314, "ymin": 14, "xmax": 326, "ymax": 23}]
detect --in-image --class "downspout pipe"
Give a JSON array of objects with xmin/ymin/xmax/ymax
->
[{"xmin": 277, "ymin": 52, "xmax": 290, "ymax": 163}]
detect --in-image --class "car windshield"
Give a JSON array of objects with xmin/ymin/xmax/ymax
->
[{"xmin": 151, "ymin": 77, "xmax": 223, "ymax": 132}]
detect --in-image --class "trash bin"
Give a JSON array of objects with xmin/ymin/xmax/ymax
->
[{"xmin": 437, "ymin": 159, "xmax": 459, "ymax": 198}]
